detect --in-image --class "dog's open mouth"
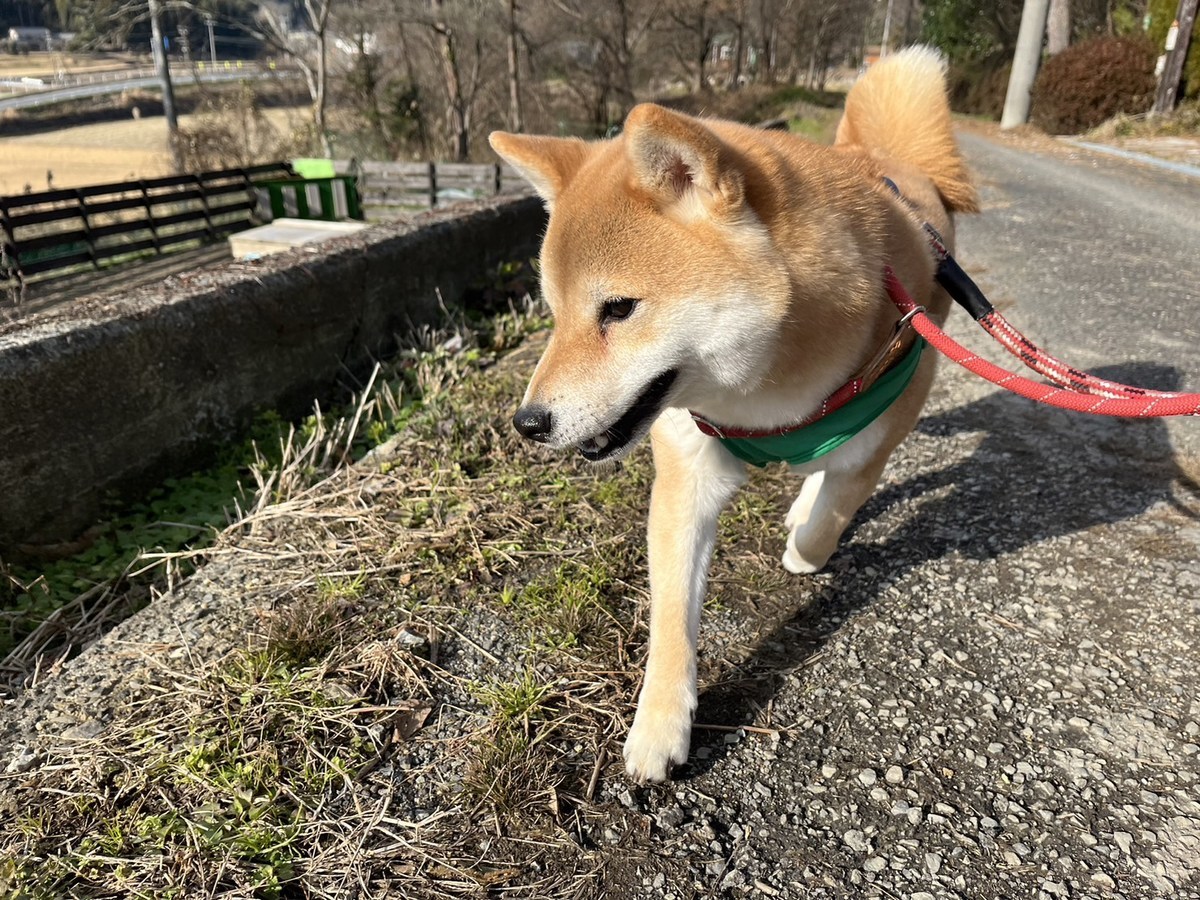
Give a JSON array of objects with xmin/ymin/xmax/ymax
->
[{"xmin": 577, "ymin": 369, "xmax": 679, "ymax": 461}]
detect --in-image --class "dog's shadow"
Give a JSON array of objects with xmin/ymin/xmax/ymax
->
[{"xmin": 685, "ymin": 362, "xmax": 1200, "ymax": 777}]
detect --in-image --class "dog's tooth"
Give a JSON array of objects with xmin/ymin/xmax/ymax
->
[{"xmin": 593, "ymin": 434, "xmax": 609, "ymax": 450}]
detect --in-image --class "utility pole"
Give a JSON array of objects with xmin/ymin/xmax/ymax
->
[
  {"xmin": 1001, "ymin": 0, "xmax": 1052, "ymax": 128},
  {"xmin": 1046, "ymin": 0, "xmax": 1070, "ymax": 55},
  {"xmin": 880, "ymin": 0, "xmax": 895, "ymax": 58},
  {"xmin": 148, "ymin": 0, "xmax": 181, "ymax": 170},
  {"xmin": 205, "ymin": 14, "xmax": 218, "ymax": 66},
  {"xmin": 506, "ymin": 0, "xmax": 523, "ymax": 132},
  {"xmin": 1153, "ymin": 0, "xmax": 1199, "ymax": 115}
]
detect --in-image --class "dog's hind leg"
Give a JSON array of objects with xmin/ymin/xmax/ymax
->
[
  {"xmin": 623, "ymin": 409, "xmax": 746, "ymax": 783},
  {"xmin": 784, "ymin": 470, "xmax": 825, "ymax": 533},
  {"xmin": 782, "ymin": 455, "xmax": 889, "ymax": 574}
]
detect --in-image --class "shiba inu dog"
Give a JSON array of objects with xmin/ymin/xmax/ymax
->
[{"xmin": 490, "ymin": 47, "xmax": 978, "ymax": 783}]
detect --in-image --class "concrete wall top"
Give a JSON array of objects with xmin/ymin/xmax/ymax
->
[{"xmin": 0, "ymin": 195, "xmax": 546, "ymax": 550}]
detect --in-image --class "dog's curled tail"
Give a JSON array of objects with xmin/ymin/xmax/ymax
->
[{"xmin": 836, "ymin": 46, "xmax": 979, "ymax": 214}]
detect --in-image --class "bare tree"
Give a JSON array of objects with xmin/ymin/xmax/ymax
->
[
  {"xmin": 247, "ymin": 0, "xmax": 336, "ymax": 155},
  {"xmin": 543, "ymin": 0, "xmax": 662, "ymax": 125},
  {"xmin": 387, "ymin": 0, "xmax": 495, "ymax": 160},
  {"xmin": 775, "ymin": 0, "xmax": 871, "ymax": 88},
  {"xmin": 504, "ymin": 0, "xmax": 523, "ymax": 130},
  {"xmin": 337, "ymin": 3, "xmax": 392, "ymax": 152},
  {"xmin": 427, "ymin": 0, "xmax": 486, "ymax": 160},
  {"xmin": 662, "ymin": 0, "xmax": 722, "ymax": 92},
  {"xmin": 753, "ymin": 0, "xmax": 785, "ymax": 83},
  {"xmin": 728, "ymin": 0, "xmax": 747, "ymax": 88}
]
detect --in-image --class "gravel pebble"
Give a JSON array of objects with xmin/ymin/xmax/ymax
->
[{"xmin": 843, "ymin": 830, "xmax": 871, "ymax": 853}]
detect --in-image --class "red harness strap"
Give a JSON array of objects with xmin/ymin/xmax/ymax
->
[
  {"xmin": 884, "ymin": 267, "xmax": 1200, "ymax": 418},
  {"xmin": 691, "ymin": 377, "xmax": 870, "ymax": 438}
]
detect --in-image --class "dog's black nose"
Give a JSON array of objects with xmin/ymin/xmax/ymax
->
[{"xmin": 513, "ymin": 405, "xmax": 552, "ymax": 442}]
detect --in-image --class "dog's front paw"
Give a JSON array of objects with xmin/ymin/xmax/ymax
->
[
  {"xmin": 781, "ymin": 542, "xmax": 829, "ymax": 574},
  {"xmin": 623, "ymin": 694, "xmax": 694, "ymax": 783}
]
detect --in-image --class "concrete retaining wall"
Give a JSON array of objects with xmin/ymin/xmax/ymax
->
[{"xmin": 0, "ymin": 195, "xmax": 546, "ymax": 550}]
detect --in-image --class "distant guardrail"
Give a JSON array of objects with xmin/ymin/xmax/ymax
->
[
  {"xmin": 0, "ymin": 62, "xmax": 296, "ymax": 113},
  {"xmin": 0, "ymin": 60, "xmax": 271, "ymax": 95}
]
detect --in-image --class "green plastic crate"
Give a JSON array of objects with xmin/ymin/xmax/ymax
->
[{"xmin": 254, "ymin": 176, "xmax": 363, "ymax": 222}]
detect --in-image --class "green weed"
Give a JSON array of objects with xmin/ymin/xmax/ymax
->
[
  {"xmin": 0, "ymin": 264, "xmax": 548, "ymax": 673},
  {"xmin": 501, "ymin": 560, "xmax": 615, "ymax": 650},
  {"xmin": 472, "ymin": 666, "xmax": 551, "ymax": 722},
  {"xmin": 464, "ymin": 670, "xmax": 562, "ymax": 816}
]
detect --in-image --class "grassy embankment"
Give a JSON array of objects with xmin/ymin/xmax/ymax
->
[{"xmin": 2, "ymin": 277, "xmax": 807, "ymax": 897}]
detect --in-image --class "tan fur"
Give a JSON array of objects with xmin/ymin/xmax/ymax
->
[
  {"xmin": 836, "ymin": 46, "xmax": 979, "ymax": 214},
  {"xmin": 491, "ymin": 46, "xmax": 977, "ymax": 782}
]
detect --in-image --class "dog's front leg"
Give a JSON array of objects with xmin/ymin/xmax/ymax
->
[{"xmin": 623, "ymin": 409, "xmax": 746, "ymax": 783}]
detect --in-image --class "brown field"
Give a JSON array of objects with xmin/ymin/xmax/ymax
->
[
  {"xmin": 0, "ymin": 52, "xmax": 142, "ymax": 80},
  {"xmin": 0, "ymin": 107, "xmax": 309, "ymax": 195}
]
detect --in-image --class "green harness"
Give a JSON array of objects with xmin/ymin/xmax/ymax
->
[{"xmin": 711, "ymin": 338, "xmax": 926, "ymax": 468}]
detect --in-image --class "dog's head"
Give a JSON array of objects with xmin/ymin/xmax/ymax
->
[{"xmin": 491, "ymin": 104, "xmax": 791, "ymax": 462}]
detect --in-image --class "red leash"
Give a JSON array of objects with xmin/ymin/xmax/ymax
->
[
  {"xmin": 880, "ymin": 176, "xmax": 1200, "ymax": 417},
  {"xmin": 881, "ymin": 207, "xmax": 1200, "ymax": 418}
]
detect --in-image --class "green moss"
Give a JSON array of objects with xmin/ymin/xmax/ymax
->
[{"xmin": 5, "ymin": 650, "xmax": 356, "ymax": 897}]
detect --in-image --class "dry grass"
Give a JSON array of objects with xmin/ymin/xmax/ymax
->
[
  {"xmin": 1083, "ymin": 102, "xmax": 1200, "ymax": 166},
  {"xmin": 0, "ymin": 53, "xmax": 141, "ymax": 79},
  {"xmin": 0, "ymin": 291, "xmax": 797, "ymax": 898},
  {"xmin": 1087, "ymin": 100, "xmax": 1200, "ymax": 140}
]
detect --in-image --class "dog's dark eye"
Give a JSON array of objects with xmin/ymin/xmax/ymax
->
[{"xmin": 601, "ymin": 297, "xmax": 638, "ymax": 325}]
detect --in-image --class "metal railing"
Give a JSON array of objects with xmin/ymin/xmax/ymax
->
[
  {"xmin": 0, "ymin": 60, "xmax": 270, "ymax": 95},
  {"xmin": 0, "ymin": 162, "xmax": 294, "ymax": 286}
]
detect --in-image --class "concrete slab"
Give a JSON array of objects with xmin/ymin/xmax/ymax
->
[{"xmin": 229, "ymin": 217, "xmax": 368, "ymax": 258}]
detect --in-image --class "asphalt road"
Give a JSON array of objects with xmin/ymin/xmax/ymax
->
[{"xmin": 954, "ymin": 131, "xmax": 1200, "ymax": 462}]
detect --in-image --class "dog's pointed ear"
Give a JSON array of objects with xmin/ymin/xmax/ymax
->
[
  {"xmin": 624, "ymin": 103, "xmax": 744, "ymax": 212},
  {"xmin": 489, "ymin": 132, "xmax": 590, "ymax": 204}
]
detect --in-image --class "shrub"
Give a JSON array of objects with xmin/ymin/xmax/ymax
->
[
  {"xmin": 948, "ymin": 57, "xmax": 1012, "ymax": 119},
  {"xmin": 177, "ymin": 85, "xmax": 303, "ymax": 171},
  {"xmin": 1031, "ymin": 35, "xmax": 1156, "ymax": 134}
]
